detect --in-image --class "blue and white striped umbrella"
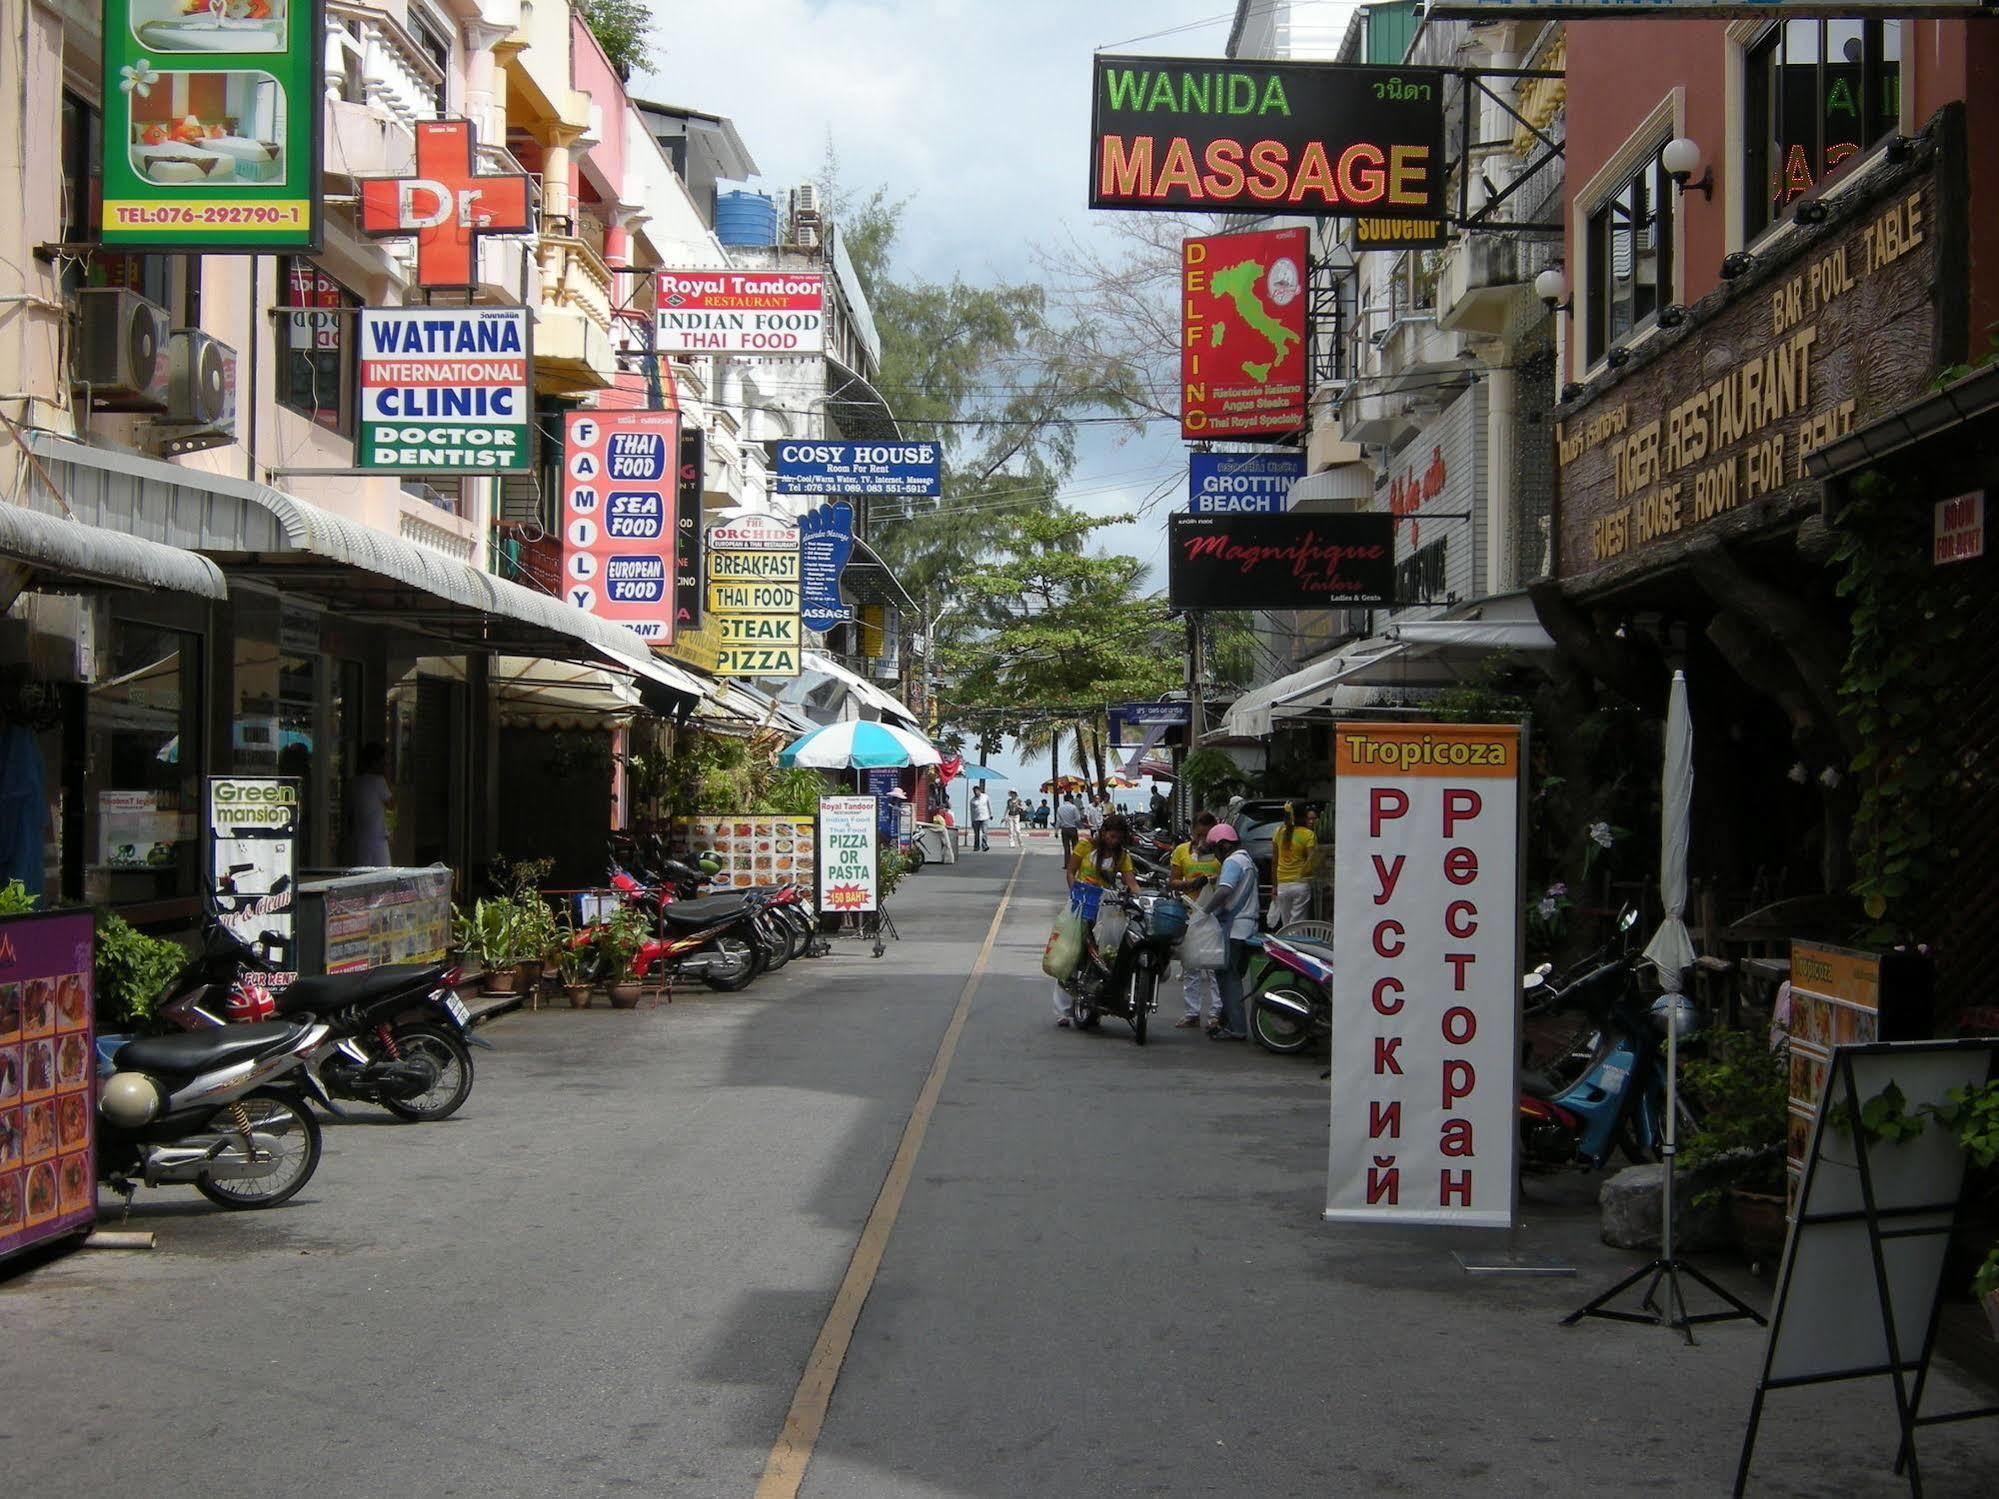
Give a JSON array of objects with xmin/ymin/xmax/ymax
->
[{"xmin": 778, "ymin": 719, "xmax": 941, "ymax": 769}]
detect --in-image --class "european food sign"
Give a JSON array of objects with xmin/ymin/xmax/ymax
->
[
  {"xmin": 1328, "ymin": 723, "xmax": 1522, "ymax": 1228},
  {"xmin": 1167, "ymin": 512, "xmax": 1394, "ymax": 609},
  {"xmin": 656, "ymin": 271, "xmax": 825, "ymax": 356},
  {"xmin": 1184, "ymin": 230, "xmax": 1308, "ymax": 440},
  {"xmin": 563, "ymin": 411, "xmax": 680, "ymax": 646},
  {"xmin": 706, "ymin": 513, "xmax": 802, "ymax": 678},
  {"xmin": 357, "ymin": 308, "xmax": 531, "ymax": 473},
  {"xmin": 100, "ymin": 0, "xmax": 322, "ymax": 250},
  {"xmin": 0, "ymin": 910, "xmax": 98, "ymax": 1265},
  {"xmin": 775, "ymin": 441, "xmax": 942, "ymax": 498},
  {"xmin": 817, "ymin": 796, "xmax": 879, "ymax": 914},
  {"xmin": 1190, "ymin": 452, "xmax": 1305, "ymax": 513},
  {"xmin": 1090, "ymin": 55, "xmax": 1446, "ymax": 218}
]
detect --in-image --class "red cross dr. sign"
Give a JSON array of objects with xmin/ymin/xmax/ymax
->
[{"xmin": 359, "ymin": 120, "xmax": 532, "ymax": 290}]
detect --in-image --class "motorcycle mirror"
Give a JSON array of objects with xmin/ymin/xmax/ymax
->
[
  {"xmin": 1521, "ymin": 972, "xmax": 1546, "ymax": 993},
  {"xmin": 1535, "ymin": 961, "xmax": 1554, "ymax": 977},
  {"xmin": 1618, "ymin": 905, "xmax": 1638, "ymax": 932}
]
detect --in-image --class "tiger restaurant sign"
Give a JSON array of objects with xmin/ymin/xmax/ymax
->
[
  {"xmin": 358, "ymin": 308, "xmax": 530, "ymax": 472},
  {"xmin": 562, "ymin": 411, "xmax": 679, "ymax": 645},
  {"xmin": 100, "ymin": 0, "xmax": 323, "ymax": 250},
  {"xmin": 1090, "ymin": 55, "xmax": 1446, "ymax": 218},
  {"xmin": 1184, "ymin": 230, "xmax": 1308, "ymax": 440},
  {"xmin": 706, "ymin": 513, "xmax": 802, "ymax": 678},
  {"xmin": 1327, "ymin": 722, "xmax": 1523, "ymax": 1228}
]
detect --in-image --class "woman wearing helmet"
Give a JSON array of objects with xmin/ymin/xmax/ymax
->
[{"xmin": 1196, "ymin": 822, "xmax": 1261, "ymax": 1040}]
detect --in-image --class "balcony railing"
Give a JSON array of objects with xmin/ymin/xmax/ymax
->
[
  {"xmin": 537, "ymin": 228, "xmax": 614, "ymax": 334},
  {"xmin": 326, "ymin": 3, "xmax": 444, "ymax": 128}
]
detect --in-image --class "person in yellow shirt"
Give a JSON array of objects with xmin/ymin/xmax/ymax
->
[
  {"xmin": 1168, "ymin": 810, "xmax": 1221, "ymax": 1028},
  {"xmin": 1053, "ymin": 815, "xmax": 1141, "ymax": 1026},
  {"xmin": 1267, "ymin": 803, "xmax": 1319, "ymax": 929}
]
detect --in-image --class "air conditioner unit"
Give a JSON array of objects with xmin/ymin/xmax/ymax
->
[
  {"xmin": 71, "ymin": 287, "xmax": 171, "ymax": 411},
  {"xmin": 791, "ymin": 183, "xmax": 820, "ymax": 217},
  {"xmin": 154, "ymin": 329, "xmax": 238, "ymax": 456},
  {"xmin": 790, "ymin": 222, "xmax": 819, "ymax": 249}
]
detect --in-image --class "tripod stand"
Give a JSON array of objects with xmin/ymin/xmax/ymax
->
[{"xmin": 1563, "ymin": 993, "xmax": 1766, "ymax": 1344}]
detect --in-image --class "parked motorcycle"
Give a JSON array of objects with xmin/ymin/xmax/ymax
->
[
  {"xmin": 1245, "ymin": 931, "xmax": 1335, "ymax": 1056},
  {"xmin": 155, "ymin": 922, "xmax": 480, "ymax": 1123},
  {"xmin": 98, "ymin": 1018, "xmax": 333, "ymax": 1209},
  {"xmin": 1064, "ymin": 890, "xmax": 1181, "ymax": 1045}
]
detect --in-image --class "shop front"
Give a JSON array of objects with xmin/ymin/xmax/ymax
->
[{"xmin": 1531, "ymin": 122, "xmax": 1966, "ymax": 934}]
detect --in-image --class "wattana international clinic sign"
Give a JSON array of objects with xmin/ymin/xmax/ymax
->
[
  {"xmin": 357, "ymin": 309, "xmax": 530, "ymax": 472},
  {"xmin": 1090, "ymin": 55, "xmax": 1446, "ymax": 217},
  {"xmin": 100, "ymin": 0, "xmax": 322, "ymax": 250}
]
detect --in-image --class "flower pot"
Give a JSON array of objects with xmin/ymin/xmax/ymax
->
[
  {"xmin": 564, "ymin": 983, "xmax": 591, "ymax": 1009},
  {"xmin": 482, "ymin": 965, "xmax": 519, "ymax": 996},
  {"xmin": 1730, "ymin": 1187, "xmax": 1790, "ymax": 1272},
  {"xmin": 607, "ymin": 980, "xmax": 643, "ymax": 1009}
]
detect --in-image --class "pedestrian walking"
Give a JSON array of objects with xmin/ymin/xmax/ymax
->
[
  {"xmin": 1054, "ymin": 814, "xmax": 1141, "ymax": 1026},
  {"xmin": 1168, "ymin": 810, "xmax": 1222, "ymax": 1028},
  {"xmin": 1035, "ymin": 797, "xmax": 1051, "ymax": 828},
  {"xmin": 1266, "ymin": 803, "xmax": 1319, "ymax": 929},
  {"xmin": 1055, "ymin": 794, "xmax": 1082, "ymax": 857},
  {"xmin": 1083, "ymin": 795, "xmax": 1106, "ymax": 836},
  {"xmin": 1003, "ymin": 790, "xmax": 1024, "ymax": 847},
  {"xmin": 1196, "ymin": 823, "xmax": 1260, "ymax": 1041},
  {"xmin": 970, "ymin": 787, "xmax": 993, "ymax": 851}
]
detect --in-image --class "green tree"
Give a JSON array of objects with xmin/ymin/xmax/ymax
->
[{"xmin": 577, "ymin": 0, "xmax": 656, "ymax": 80}]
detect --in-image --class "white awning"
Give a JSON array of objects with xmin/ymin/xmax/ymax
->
[
  {"xmin": 1383, "ymin": 619, "xmax": 1556, "ymax": 653},
  {"xmin": 410, "ymin": 656, "xmax": 643, "ymax": 729},
  {"xmin": 790, "ymin": 649, "xmax": 921, "ymax": 728},
  {"xmin": 1219, "ymin": 641, "xmax": 1404, "ymax": 738},
  {"xmin": 23, "ymin": 433, "xmax": 709, "ymax": 703},
  {"xmin": 699, "ymin": 680, "xmax": 816, "ymax": 736},
  {"xmin": 0, "ymin": 499, "xmax": 226, "ymax": 600}
]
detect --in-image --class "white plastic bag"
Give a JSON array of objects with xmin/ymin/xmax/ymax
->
[
  {"xmin": 1181, "ymin": 906, "xmax": 1227, "ymax": 970},
  {"xmin": 1094, "ymin": 905, "xmax": 1129, "ymax": 952}
]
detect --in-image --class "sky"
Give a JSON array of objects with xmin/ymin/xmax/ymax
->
[{"xmin": 637, "ymin": 1, "xmax": 1360, "ymax": 794}]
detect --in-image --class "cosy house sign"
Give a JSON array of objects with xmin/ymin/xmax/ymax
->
[{"xmin": 1555, "ymin": 170, "xmax": 1948, "ymax": 578}]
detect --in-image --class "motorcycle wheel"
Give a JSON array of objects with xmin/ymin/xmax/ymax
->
[
  {"xmin": 702, "ymin": 935, "xmax": 760, "ymax": 992},
  {"xmin": 1131, "ymin": 970, "xmax": 1153, "ymax": 1045},
  {"xmin": 194, "ymin": 1090, "xmax": 322, "ymax": 1210},
  {"xmin": 1069, "ymin": 986, "xmax": 1100, "ymax": 1030},
  {"xmin": 1250, "ymin": 988, "xmax": 1317, "ymax": 1055},
  {"xmin": 784, "ymin": 908, "xmax": 815, "ymax": 960},
  {"xmin": 380, "ymin": 1024, "xmax": 475, "ymax": 1123},
  {"xmin": 759, "ymin": 914, "xmax": 792, "ymax": 973}
]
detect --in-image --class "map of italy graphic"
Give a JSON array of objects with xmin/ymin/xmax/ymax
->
[{"xmin": 1207, "ymin": 257, "xmax": 1300, "ymax": 383}]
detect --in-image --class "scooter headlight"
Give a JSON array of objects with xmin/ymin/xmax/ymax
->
[{"xmin": 99, "ymin": 1071, "xmax": 164, "ymax": 1127}]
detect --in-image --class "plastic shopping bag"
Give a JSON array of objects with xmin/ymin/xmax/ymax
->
[
  {"xmin": 1042, "ymin": 906, "xmax": 1087, "ymax": 980},
  {"xmin": 1094, "ymin": 904, "xmax": 1129, "ymax": 953},
  {"xmin": 1181, "ymin": 906, "xmax": 1227, "ymax": 970}
]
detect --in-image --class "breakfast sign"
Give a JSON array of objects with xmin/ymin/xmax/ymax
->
[
  {"xmin": 100, "ymin": 0, "xmax": 323, "ymax": 250},
  {"xmin": 1555, "ymin": 171, "xmax": 1946, "ymax": 579}
]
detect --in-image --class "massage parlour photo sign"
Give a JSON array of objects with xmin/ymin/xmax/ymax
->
[{"xmin": 1327, "ymin": 723, "xmax": 1523, "ymax": 1228}]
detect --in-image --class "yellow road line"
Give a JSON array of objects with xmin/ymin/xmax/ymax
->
[{"xmin": 754, "ymin": 848, "xmax": 1026, "ymax": 1499}]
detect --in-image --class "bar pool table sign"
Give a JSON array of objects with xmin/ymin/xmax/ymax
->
[{"xmin": 100, "ymin": 0, "xmax": 323, "ymax": 250}]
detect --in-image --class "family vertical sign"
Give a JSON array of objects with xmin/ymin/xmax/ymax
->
[{"xmin": 1327, "ymin": 723, "xmax": 1522, "ymax": 1228}]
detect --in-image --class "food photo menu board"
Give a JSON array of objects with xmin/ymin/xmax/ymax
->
[
  {"xmin": 0, "ymin": 910, "xmax": 98, "ymax": 1264},
  {"xmin": 671, "ymin": 815, "xmax": 816, "ymax": 892}
]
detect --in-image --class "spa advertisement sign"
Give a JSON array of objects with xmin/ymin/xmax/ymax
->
[{"xmin": 100, "ymin": 0, "xmax": 323, "ymax": 250}]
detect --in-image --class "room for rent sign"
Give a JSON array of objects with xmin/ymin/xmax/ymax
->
[{"xmin": 1328, "ymin": 723, "xmax": 1522, "ymax": 1228}]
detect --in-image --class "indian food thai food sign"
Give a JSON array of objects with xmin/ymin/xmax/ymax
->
[
  {"xmin": 100, "ymin": 0, "xmax": 322, "ymax": 250},
  {"xmin": 1090, "ymin": 55, "xmax": 1446, "ymax": 218},
  {"xmin": 1556, "ymin": 168, "xmax": 1948, "ymax": 579}
]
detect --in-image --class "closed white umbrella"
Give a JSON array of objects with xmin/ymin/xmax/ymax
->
[{"xmin": 1643, "ymin": 669, "xmax": 1698, "ymax": 983}]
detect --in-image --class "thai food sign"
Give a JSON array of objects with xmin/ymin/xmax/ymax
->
[
  {"xmin": 0, "ymin": 911, "xmax": 99, "ymax": 1264},
  {"xmin": 1090, "ymin": 55, "xmax": 1446, "ymax": 218},
  {"xmin": 100, "ymin": 0, "xmax": 323, "ymax": 250}
]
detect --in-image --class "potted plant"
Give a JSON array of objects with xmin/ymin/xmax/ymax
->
[
  {"xmin": 453, "ymin": 897, "xmax": 524, "ymax": 995},
  {"xmin": 595, "ymin": 908, "xmax": 650, "ymax": 1008},
  {"xmin": 513, "ymin": 892, "xmax": 562, "ymax": 996},
  {"xmin": 1679, "ymin": 1027, "xmax": 1792, "ymax": 1269},
  {"xmin": 556, "ymin": 942, "xmax": 594, "ymax": 1008},
  {"xmin": 93, "ymin": 911, "xmax": 187, "ymax": 1033}
]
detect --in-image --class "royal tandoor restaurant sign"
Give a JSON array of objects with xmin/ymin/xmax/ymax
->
[{"xmin": 1556, "ymin": 170, "xmax": 1946, "ymax": 580}]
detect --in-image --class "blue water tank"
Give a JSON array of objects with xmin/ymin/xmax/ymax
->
[{"xmin": 714, "ymin": 190, "xmax": 778, "ymax": 247}]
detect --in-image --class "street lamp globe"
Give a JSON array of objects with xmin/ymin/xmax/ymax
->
[
  {"xmin": 1662, "ymin": 136, "xmax": 1703, "ymax": 184},
  {"xmin": 1533, "ymin": 266, "xmax": 1568, "ymax": 309}
]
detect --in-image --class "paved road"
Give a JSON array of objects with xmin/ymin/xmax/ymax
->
[{"xmin": 3, "ymin": 848, "xmax": 1991, "ymax": 1496}]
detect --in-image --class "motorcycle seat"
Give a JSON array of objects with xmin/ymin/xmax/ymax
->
[
  {"xmin": 657, "ymin": 896, "xmax": 753, "ymax": 928},
  {"xmin": 116, "ymin": 1021, "xmax": 311, "ymax": 1078},
  {"xmin": 1520, "ymin": 1068, "xmax": 1560, "ymax": 1101},
  {"xmin": 275, "ymin": 964, "xmax": 445, "ymax": 1017}
]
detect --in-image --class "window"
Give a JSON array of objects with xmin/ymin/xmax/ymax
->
[
  {"xmin": 1745, "ymin": 20, "xmax": 1902, "ymax": 239},
  {"xmin": 85, "ymin": 618, "xmax": 204, "ymax": 902},
  {"xmin": 278, "ymin": 260, "xmax": 356, "ymax": 434},
  {"xmin": 1585, "ymin": 147, "xmax": 1674, "ymax": 368},
  {"xmin": 407, "ymin": 4, "xmax": 452, "ymax": 103}
]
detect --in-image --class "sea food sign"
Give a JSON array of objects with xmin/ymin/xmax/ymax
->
[
  {"xmin": 1557, "ymin": 177, "xmax": 1944, "ymax": 577},
  {"xmin": 357, "ymin": 308, "xmax": 530, "ymax": 472},
  {"xmin": 100, "ymin": 0, "xmax": 323, "ymax": 249},
  {"xmin": 1090, "ymin": 55, "xmax": 1446, "ymax": 218},
  {"xmin": 563, "ymin": 411, "xmax": 680, "ymax": 645}
]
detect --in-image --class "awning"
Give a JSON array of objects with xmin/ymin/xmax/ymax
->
[
  {"xmin": 409, "ymin": 655, "xmax": 644, "ymax": 729},
  {"xmin": 841, "ymin": 535, "xmax": 915, "ymax": 611},
  {"xmin": 788, "ymin": 649, "xmax": 921, "ymax": 729},
  {"xmin": 1802, "ymin": 361, "xmax": 1999, "ymax": 481},
  {"xmin": 0, "ymin": 496, "xmax": 226, "ymax": 600},
  {"xmin": 1218, "ymin": 641, "xmax": 1406, "ymax": 738},
  {"xmin": 823, "ymin": 356, "xmax": 903, "ymax": 444},
  {"xmin": 698, "ymin": 680, "xmax": 816, "ymax": 736},
  {"xmin": 23, "ymin": 433, "xmax": 708, "ymax": 704}
]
